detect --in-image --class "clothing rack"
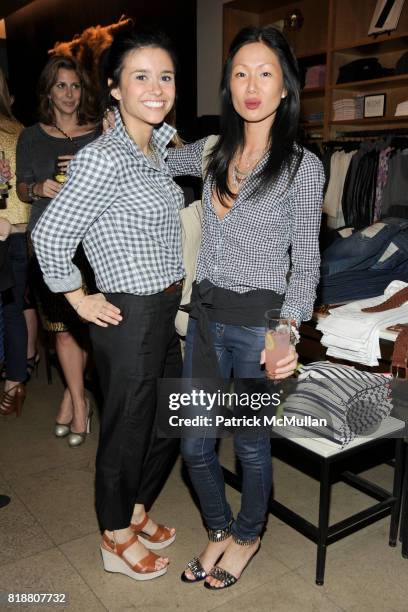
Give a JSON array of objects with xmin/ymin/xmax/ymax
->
[
  {"xmin": 323, "ymin": 134, "xmax": 408, "ymax": 151},
  {"xmin": 334, "ymin": 129, "xmax": 408, "ymax": 138}
]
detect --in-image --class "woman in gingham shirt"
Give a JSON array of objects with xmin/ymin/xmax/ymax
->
[
  {"xmin": 33, "ymin": 28, "xmax": 184, "ymax": 582},
  {"xmin": 168, "ymin": 26, "xmax": 325, "ymax": 589}
]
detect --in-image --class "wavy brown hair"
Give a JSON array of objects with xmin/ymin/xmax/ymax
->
[
  {"xmin": 37, "ymin": 55, "xmax": 100, "ymax": 125},
  {"xmin": 0, "ymin": 68, "xmax": 14, "ymax": 120}
]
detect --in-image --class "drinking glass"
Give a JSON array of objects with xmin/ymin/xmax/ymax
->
[
  {"xmin": 264, "ymin": 309, "xmax": 291, "ymax": 375},
  {"xmin": 54, "ymin": 157, "xmax": 67, "ymax": 184},
  {"xmin": 0, "ymin": 150, "xmax": 9, "ymax": 195}
]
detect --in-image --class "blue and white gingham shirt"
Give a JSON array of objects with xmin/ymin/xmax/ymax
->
[
  {"xmin": 32, "ymin": 108, "xmax": 184, "ymax": 295},
  {"xmin": 167, "ymin": 138, "xmax": 324, "ymax": 323}
]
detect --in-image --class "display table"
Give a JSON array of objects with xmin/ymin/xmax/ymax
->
[{"xmin": 223, "ymin": 316, "xmax": 407, "ymax": 583}]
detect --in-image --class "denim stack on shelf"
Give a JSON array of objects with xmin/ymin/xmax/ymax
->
[{"xmin": 317, "ymin": 217, "xmax": 408, "ymax": 304}]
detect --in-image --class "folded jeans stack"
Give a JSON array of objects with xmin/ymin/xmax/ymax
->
[{"xmin": 318, "ymin": 218, "xmax": 408, "ymax": 304}]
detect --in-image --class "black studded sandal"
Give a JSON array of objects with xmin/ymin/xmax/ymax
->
[
  {"xmin": 203, "ymin": 535, "xmax": 260, "ymax": 590},
  {"xmin": 180, "ymin": 520, "xmax": 233, "ymax": 584},
  {"xmin": 180, "ymin": 557, "xmax": 207, "ymax": 583}
]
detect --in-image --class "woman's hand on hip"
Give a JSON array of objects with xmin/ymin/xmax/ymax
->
[
  {"xmin": 76, "ymin": 293, "xmax": 123, "ymax": 327},
  {"xmin": 260, "ymin": 346, "xmax": 298, "ymax": 380}
]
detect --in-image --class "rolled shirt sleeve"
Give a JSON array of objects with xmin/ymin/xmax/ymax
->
[
  {"xmin": 281, "ymin": 154, "xmax": 325, "ymax": 324},
  {"xmin": 32, "ymin": 145, "xmax": 117, "ymax": 293}
]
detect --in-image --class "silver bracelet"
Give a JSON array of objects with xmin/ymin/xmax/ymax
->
[{"xmin": 290, "ymin": 324, "xmax": 300, "ymax": 345}]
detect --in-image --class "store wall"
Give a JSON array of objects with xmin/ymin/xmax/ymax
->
[{"xmin": 197, "ymin": 0, "xmax": 231, "ymax": 117}]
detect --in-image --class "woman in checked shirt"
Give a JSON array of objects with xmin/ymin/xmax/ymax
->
[
  {"xmin": 33, "ymin": 28, "xmax": 185, "ymax": 581},
  {"xmin": 167, "ymin": 26, "xmax": 325, "ymax": 589}
]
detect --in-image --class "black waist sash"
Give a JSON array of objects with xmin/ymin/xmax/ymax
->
[{"xmin": 183, "ymin": 279, "xmax": 284, "ymax": 377}]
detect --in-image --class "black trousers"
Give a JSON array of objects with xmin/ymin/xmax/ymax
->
[
  {"xmin": 2, "ymin": 233, "xmax": 28, "ymax": 381},
  {"xmin": 90, "ymin": 289, "xmax": 182, "ymax": 532}
]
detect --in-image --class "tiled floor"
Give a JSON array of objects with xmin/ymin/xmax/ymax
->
[{"xmin": 0, "ymin": 363, "xmax": 407, "ymax": 612}]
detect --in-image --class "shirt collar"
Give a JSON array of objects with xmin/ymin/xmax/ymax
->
[{"xmin": 113, "ymin": 107, "xmax": 177, "ymax": 157}]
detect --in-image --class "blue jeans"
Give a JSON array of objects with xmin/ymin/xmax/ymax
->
[
  {"xmin": 181, "ymin": 318, "xmax": 271, "ymax": 541},
  {"xmin": 321, "ymin": 218, "xmax": 408, "ymax": 276}
]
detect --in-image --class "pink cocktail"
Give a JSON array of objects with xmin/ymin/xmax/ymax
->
[
  {"xmin": 265, "ymin": 309, "xmax": 291, "ymax": 375},
  {"xmin": 265, "ymin": 328, "xmax": 290, "ymax": 372}
]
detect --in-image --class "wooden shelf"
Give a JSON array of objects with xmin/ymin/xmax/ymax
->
[
  {"xmin": 301, "ymin": 87, "xmax": 326, "ymax": 97},
  {"xmin": 297, "ymin": 49, "xmax": 327, "ymax": 60},
  {"xmin": 331, "ymin": 74, "xmax": 408, "ymax": 92},
  {"xmin": 330, "ymin": 116, "xmax": 408, "ymax": 125},
  {"xmin": 226, "ymin": 0, "xmax": 293, "ymax": 11},
  {"xmin": 301, "ymin": 121, "xmax": 324, "ymax": 127},
  {"xmin": 224, "ymin": 0, "xmax": 408, "ymax": 141},
  {"xmin": 333, "ymin": 31, "xmax": 408, "ymax": 54}
]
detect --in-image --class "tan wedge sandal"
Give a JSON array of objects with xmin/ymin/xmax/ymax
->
[
  {"xmin": 131, "ymin": 514, "xmax": 176, "ymax": 550},
  {"xmin": 100, "ymin": 533, "xmax": 168, "ymax": 581}
]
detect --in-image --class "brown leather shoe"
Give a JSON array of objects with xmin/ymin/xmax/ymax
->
[
  {"xmin": 131, "ymin": 514, "xmax": 176, "ymax": 549},
  {"xmin": 0, "ymin": 383, "xmax": 26, "ymax": 417}
]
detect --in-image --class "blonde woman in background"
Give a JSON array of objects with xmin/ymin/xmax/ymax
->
[{"xmin": 0, "ymin": 69, "xmax": 31, "ymax": 416}]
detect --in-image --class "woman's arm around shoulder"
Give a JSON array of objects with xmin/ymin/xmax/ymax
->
[{"xmin": 166, "ymin": 136, "xmax": 216, "ymax": 178}]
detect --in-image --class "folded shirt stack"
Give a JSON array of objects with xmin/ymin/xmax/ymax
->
[
  {"xmin": 332, "ymin": 97, "xmax": 363, "ymax": 121},
  {"xmin": 316, "ymin": 281, "xmax": 408, "ymax": 366},
  {"xmin": 280, "ymin": 361, "xmax": 392, "ymax": 447},
  {"xmin": 304, "ymin": 64, "xmax": 326, "ymax": 88}
]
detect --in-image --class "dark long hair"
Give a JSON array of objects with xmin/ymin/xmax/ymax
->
[
  {"xmin": 100, "ymin": 26, "xmax": 181, "ymax": 145},
  {"xmin": 37, "ymin": 55, "xmax": 99, "ymax": 125},
  {"xmin": 208, "ymin": 26, "xmax": 303, "ymax": 205}
]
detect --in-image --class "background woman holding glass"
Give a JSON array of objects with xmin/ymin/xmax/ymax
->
[
  {"xmin": 16, "ymin": 55, "xmax": 100, "ymax": 443},
  {"xmin": 167, "ymin": 25, "xmax": 325, "ymax": 589}
]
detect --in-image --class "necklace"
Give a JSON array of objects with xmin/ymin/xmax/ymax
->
[
  {"xmin": 146, "ymin": 141, "xmax": 159, "ymax": 167},
  {"xmin": 52, "ymin": 123, "xmax": 75, "ymax": 142},
  {"xmin": 232, "ymin": 147, "xmax": 267, "ymax": 189},
  {"xmin": 122, "ymin": 120, "xmax": 159, "ymax": 167}
]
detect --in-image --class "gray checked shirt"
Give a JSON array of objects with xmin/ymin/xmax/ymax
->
[
  {"xmin": 167, "ymin": 138, "xmax": 325, "ymax": 323},
  {"xmin": 32, "ymin": 108, "xmax": 185, "ymax": 295}
]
